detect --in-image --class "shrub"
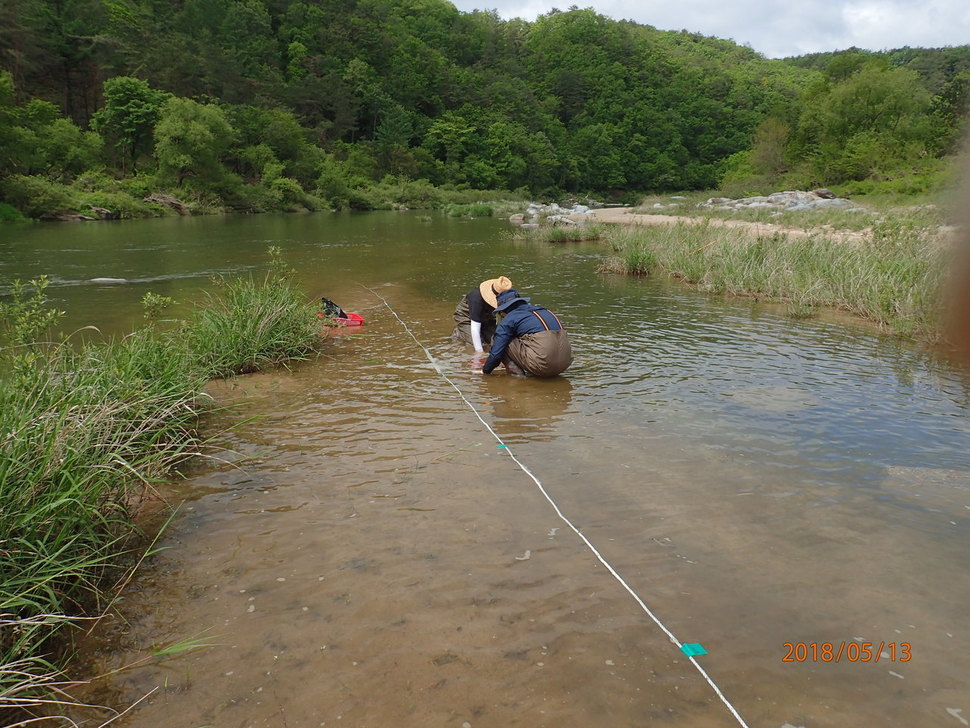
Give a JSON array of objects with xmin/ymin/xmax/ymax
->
[
  {"xmin": 378, "ymin": 176, "xmax": 443, "ymax": 208},
  {"xmin": 0, "ymin": 203, "xmax": 27, "ymax": 223},
  {"xmin": 444, "ymin": 202, "xmax": 494, "ymax": 217},
  {"xmin": 270, "ymin": 175, "xmax": 317, "ymax": 211},
  {"xmin": 75, "ymin": 188, "xmax": 163, "ymax": 219},
  {"xmin": 1, "ymin": 175, "xmax": 76, "ymax": 218}
]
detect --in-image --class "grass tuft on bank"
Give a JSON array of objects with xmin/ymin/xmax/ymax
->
[
  {"xmin": 511, "ymin": 224, "xmax": 606, "ymax": 243},
  {"xmin": 599, "ymin": 216, "xmax": 950, "ymax": 339},
  {"xmin": 0, "ymin": 250, "xmax": 323, "ymax": 720}
]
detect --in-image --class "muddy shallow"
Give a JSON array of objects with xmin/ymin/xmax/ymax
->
[{"xmin": 8, "ymin": 212, "xmax": 964, "ymax": 728}]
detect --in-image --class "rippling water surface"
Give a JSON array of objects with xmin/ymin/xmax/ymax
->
[{"xmin": 3, "ymin": 212, "xmax": 968, "ymax": 727}]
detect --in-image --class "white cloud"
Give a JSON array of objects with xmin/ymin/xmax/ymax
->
[
  {"xmin": 841, "ymin": 0, "xmax": 970, "ymax": 52},
  {"xmin": 448, "ymin": 0, "xmax": 970, "ymax": 58}
]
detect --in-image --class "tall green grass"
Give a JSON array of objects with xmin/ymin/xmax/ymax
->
[
  {"xmin": 1, "ymin": 251, "xmax": 323, "ymax": 722},
  {"xmin": 600, "ymin": 217, "xmax": 950, "ymax": 339},
  {"xmin": 513, "ymin": 224, "xmax": 606, "ymax": 243},
  {"xmin": 597, "ymin": 240, "xmax": 657, "ymax": 275},
  {"xmin": 443, "ymin": 202, "xmax": 495, "ymax": 218},
  {"xmin": 186, "ymin": 278, "xmax": 321, "ymax": 378}
]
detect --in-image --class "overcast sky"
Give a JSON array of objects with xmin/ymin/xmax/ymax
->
[{"xmin": 448, "ymin": 0, "xmax": 970, "ymax": 59}]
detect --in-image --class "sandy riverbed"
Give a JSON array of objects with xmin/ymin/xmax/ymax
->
[{"xmin": 569, "ymin": 206, "xmax": 872, "ymax": 243}]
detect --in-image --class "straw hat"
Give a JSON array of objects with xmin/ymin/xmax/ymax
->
[{"xmin": 479, "ymin": 276, "xmax": 513, "ymax": 308}]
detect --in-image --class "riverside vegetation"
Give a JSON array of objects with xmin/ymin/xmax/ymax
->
[
  {"xmin": 0, "ymin": 249, "xmax": 323, "ymax": 722},
  {"xmin": 1, "ymin": 2, "xmax": 968, "ymax": 220},
  {"xmin": 596, "ymin": 198, "xmax": 953, "ymax": 341}
]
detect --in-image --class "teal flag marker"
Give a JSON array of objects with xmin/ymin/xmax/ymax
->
[
  {"xmin": 681, "ymin": 643, "xmax": 707, "ymax": 656},
  {"xmin": 497, "ymin": 444, "xmax": 507, "ymax": 449}
]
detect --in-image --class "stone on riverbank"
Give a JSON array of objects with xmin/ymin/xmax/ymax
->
[
  {"xmin": 510, "ymin": 201, "xmax": 601, "ymax": 226},
  {"xmin": 90, "ymin": 206, "xmax": 119, "ymax": 220},
  {"xmin": 144, "ymin": 193, "xmax": 193, "ymax": 216},
  {"xmin": 700, "ymin": 190, "xmax": 864, "ymax": 214}
]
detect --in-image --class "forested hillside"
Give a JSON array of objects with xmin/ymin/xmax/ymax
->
[{"xmin": 1, "ymin": 0, "xmax": 968, "ymax": 220}]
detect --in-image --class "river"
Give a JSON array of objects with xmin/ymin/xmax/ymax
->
[{"xmin": 2, "ymin": 211, "xmax": 968, "ymax": 728}]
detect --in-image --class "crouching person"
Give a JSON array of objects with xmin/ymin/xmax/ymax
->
[{"xmin": 481, "ymin": 288, "xmax": 572, "ymax": 377}]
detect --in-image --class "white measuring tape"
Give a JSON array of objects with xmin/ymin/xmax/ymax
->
[{"xmin": 364, "ymin": 287, "xmax": 750, "ymax": 728}]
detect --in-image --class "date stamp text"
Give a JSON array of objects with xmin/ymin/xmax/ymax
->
[{"xmin": 782, "ymin": 641, "xmax": 911, "ymax": 663}]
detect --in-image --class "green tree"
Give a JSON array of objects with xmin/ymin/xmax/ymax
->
[
  {"xmin": 286, "ymin": 40, "xmax": 309, "ymax": 82},
  {"xmin": 35, "ymin": 115, "xmax": 102, "ymax": 179},
  {"xmin": 342, "ymin": 58, "xmax": 391, "ymax": 141},
  {"xmin": 424, "ymin": 111, "xmax": 477, "ymax": 165},
  {"xmin": 0, "ymin": 79, "xmax": 99, "ymax": 182},
  {"xmin": 91, "ymin": 76, "xmax": 171, "ymax": 173},
  {"xmin": 750, "ymin": 116, "xmax": 790, "ymax": 176},
  {"xmin": 570, "ymin": 122, "xmax": 626, "ymax": 189},
  {"xmin": 21, "ymin": 0, "xmax": 109, "ymax": 124},
  {"xmin": 218, "ymin": 0, "xmax": 282, "ymax": 87},
  {"xmin": 793, "ymin": 64, "xmax": 934, "ymax": 182},
  {"xmin": 824, "ymin": 49, "xmax": 877, "ymax": 81},
  {"xmin": 821, "ymin": 65, "xmax": 930, "ymax": 142},
  {"xmin": 930, "ymin": 70, "xmax": 970, "ymax": 153},
  {"xmin": 154, "ymin": 97, "xmax": 236, "ymax": 189},
  {"xmin": 0, "ymin": 71, "xmax": 18, "ymax": 175}
]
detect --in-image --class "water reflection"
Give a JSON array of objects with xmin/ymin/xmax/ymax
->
[{"xmin": 479, "ymin": 375, "xmax": 574, "ymax": 442}]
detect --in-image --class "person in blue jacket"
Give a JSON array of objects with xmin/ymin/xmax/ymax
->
[{"xmin": 481, "ymin": 288, "xmax": 572, "ymax": 377}]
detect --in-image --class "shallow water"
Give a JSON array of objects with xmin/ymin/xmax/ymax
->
[{"xmin": 3, "ymin": 212, "xmax": 968, "ymax": 727}]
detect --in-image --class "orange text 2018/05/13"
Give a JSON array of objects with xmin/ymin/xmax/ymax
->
[{"xmin": 782, "ymin": 642, "xmax": 912, "ymax": 663}]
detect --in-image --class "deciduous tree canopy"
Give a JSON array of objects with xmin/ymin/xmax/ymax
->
[{"xmin": 1, "ymin": 0, "xmax": 967, "ymax": 217}]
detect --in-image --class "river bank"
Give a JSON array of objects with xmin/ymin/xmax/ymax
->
[
  {"xmin": 0, "ymin": 252, "xmax": 324, "ymax": 723},
  {"xmin": 554, "ymin": 196, "xmax": 957, "ymax": 344},
  {"xmin": 574, "ymin": 205, "xmax": 872, "ymax": 242}
]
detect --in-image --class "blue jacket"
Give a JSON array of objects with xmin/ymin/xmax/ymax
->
[{"xmin": 482, "ymin": 303, "xmax": 565, "ymax": 374}]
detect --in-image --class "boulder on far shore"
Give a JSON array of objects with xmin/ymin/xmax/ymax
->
[
  {"xmin": 510, "ymin": 201, "xmax": 599, "ymax": 225},
  {"xmin": 90, "ymin": 205, "xmax": 119, "ymax": 220},
  {"xmin": 699, "ymin": 190, "xmax": 863, "ymax": 213},
  {"xmin": 144, "ymin": 193, "xmax": 193, "ymax": 216},
  {"xmin": 41, "ymin": 212, "xmax": 96, "ymax": 222}
]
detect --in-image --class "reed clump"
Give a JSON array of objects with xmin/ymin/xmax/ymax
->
[
  {"xmin": 600, "ymin": 216, "xmax": 950, "ymax": 339},
  {"xmin": 0, "ymin": 249, "xmax": 322, "ymax": 720},
  {"xmin": 443, "ymin": 202, "xmax": 495, "ymax": 218},
  {"xmin": 512, "ymin": 224, "xmax": 605, "ymax": 243},
  {"xmin": 187, "ymin": 280, "xmax": 321, "ymax": 378}
]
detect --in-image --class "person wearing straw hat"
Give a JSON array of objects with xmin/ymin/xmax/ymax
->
[
  {"xmin": 481, "ymin": 288, "xmax": 572, "ymax": 377},
  {"xmin": 452, "ymin": 275, "xmax": 513, "ymax": 353}
]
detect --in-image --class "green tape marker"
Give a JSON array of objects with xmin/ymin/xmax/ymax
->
[
  {"xmin": 680, "ymin": 643, "xmax": 707, "ymax": 656},
  {"xmin": 497, "ymin": 444, "xmax": 507, "ymax": 449}
]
